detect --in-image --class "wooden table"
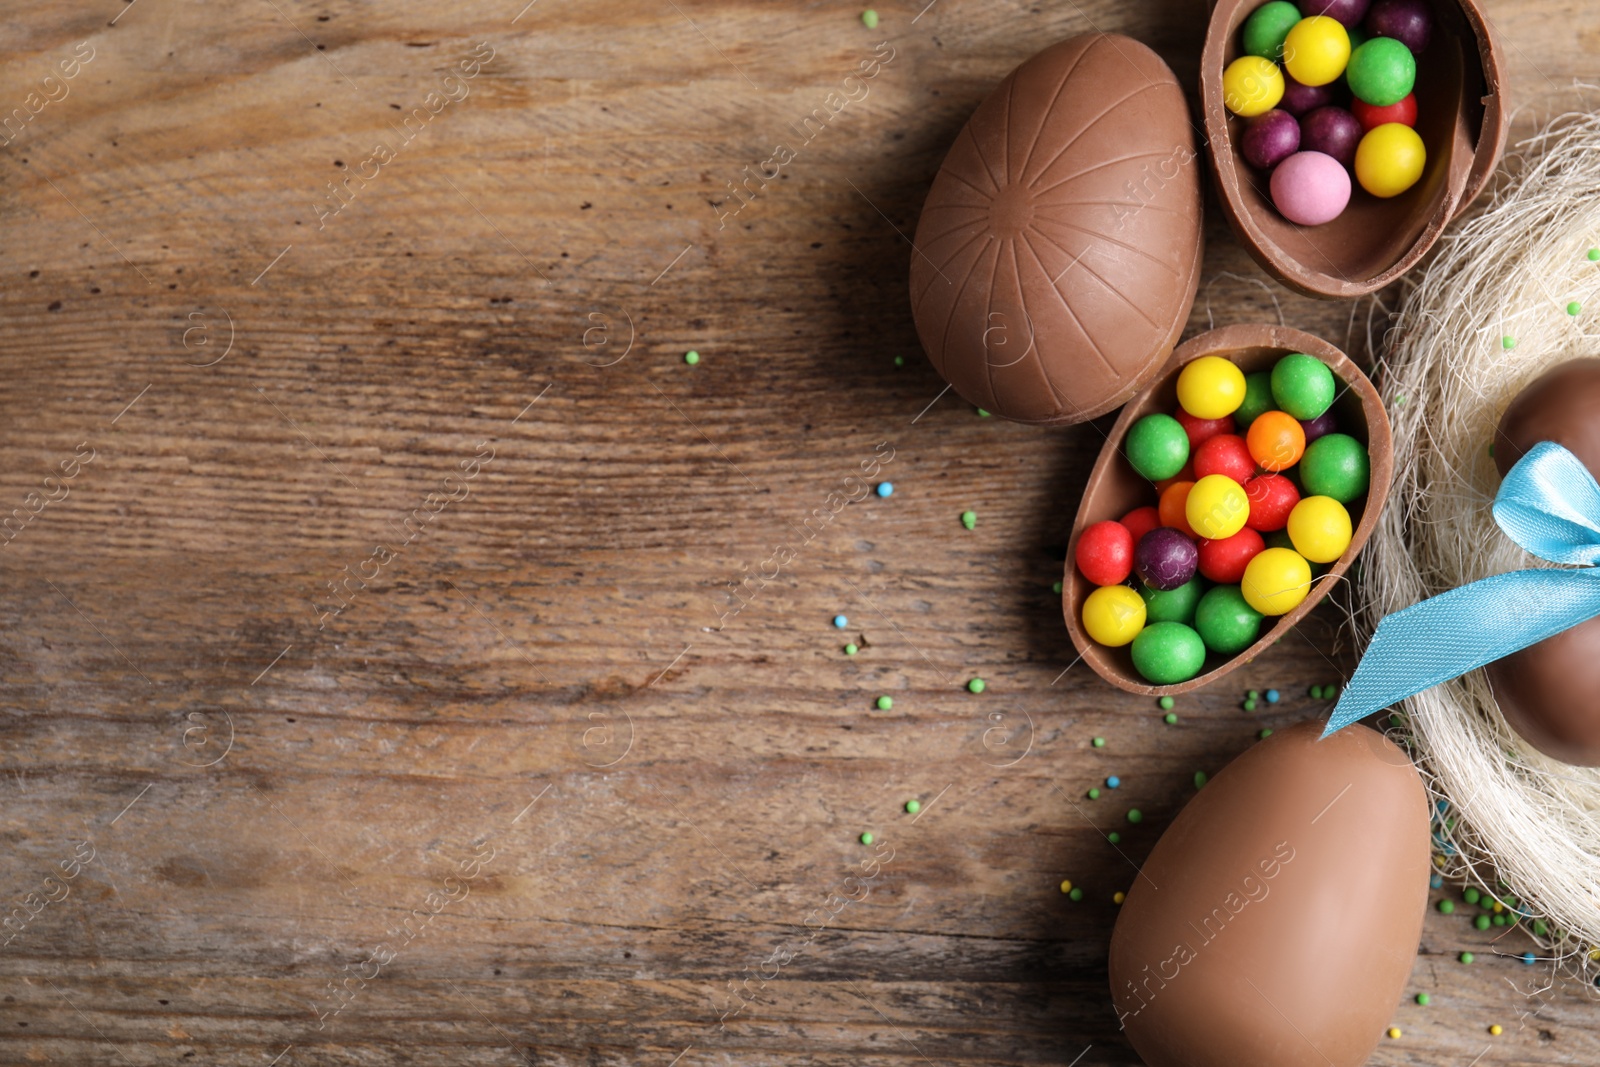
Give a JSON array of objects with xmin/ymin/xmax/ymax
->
[{"xmin": 1, "ymin": 0, "xmax": 1595, "ymax": 1063}]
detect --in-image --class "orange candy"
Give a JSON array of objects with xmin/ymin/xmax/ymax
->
[
  {"xmin": 1158, "ymin": 480, "xmax": 1197, "ymax": 538},
  {"xmin": 1246, "ymin": 410, "xmax": 1306, "ymax": 472},
  {"xmin": 1154, "ymin": 461, "xmax": 1195, "ymax": 494}
]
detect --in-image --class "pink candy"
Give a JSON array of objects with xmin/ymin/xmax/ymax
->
[{"xmin": 1269, "ymin": 150, "xmax": 1351, "ymax": 226}]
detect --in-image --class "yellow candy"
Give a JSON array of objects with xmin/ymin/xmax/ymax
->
[
  {"xmin": 1283, "ymin": 16, "xmax": 1350, "ymax": 87},
  {"xmin": 1221, "ymin": 56, "xmax": 1284, "ymax": 117},
  {"xmin": 1176, "ymin": 355, "xmax": 1248, "ymax": 419},
  {"xmin": 1187, "ymin": 474, "xmax": 1251, "ymax": 540},
  {"xmin": 1082, "ymin": 584, "xmax": 1146, "ymax": 647},
  {"xmin": 1241, "ymin": 547, "xmax": 1311, "ymax": 616},
  {"xmin": 1355, "ymin": 123, "xmax": 1426, "ymax": 198},
  {"xmin": 1287, "ymin": 495, "xmax": 1352, "ymax": 563}
]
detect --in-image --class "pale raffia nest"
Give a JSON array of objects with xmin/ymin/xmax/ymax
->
[{"xmin": 1363, "ymin": 104, "xmax": 1600, "ymax": 975}]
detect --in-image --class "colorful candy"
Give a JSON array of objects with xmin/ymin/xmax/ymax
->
[
  {"xmin": 1365, "ymin": 0, "xmax": 1432, "ymax": 54},
  {"xmin": 1352, "ymin": 92, "xmax": 1416, "ymax": 130},
  {"xmin": 1244, "ymin": 472, "xmax": 1301, "ymax": 530},
  {"xmin": 1304, "ymin": 0, "xmax": 1370, "ymax": 27},
  {"xmin": 1282, "ymin": 16, "xmax": 1351, "ymax": 87},
  {"xmin": 1355, "ymin": 122, "xmax": 1425, "ymax": 197},
  {"xmin": 1247, "ymin": 409, "xmax": 1307, "ymax": 471},
  {"xmin": 1136, "ymin": 527, "xmax": 1199, "ymax": 591},
  {"xmin": 1286, "ymin": 495, "xmax": 1353, "ymax": 562},
  {"xmin": 1241, "ymin": 109, "xmax": 1302, "ymax": 170},
  {"xmin": 1223, "ymin": 56, "xmax": 1286, "ymax": 117},
  {"xmin": 1083, "ymin": 585, "xmax": 1146, "ymax": 646},
  {"xmin": 1158, "ymin": 480, "xmax": 1198, "ymax": 537},
  {"xmin": 1279, "ymin": 74, "xmax": 1334, "ymax": 116},
  {"xmin": 1300, "ymin": 432, "xmax": 1371, "ymax": 501},
  {"xmin": 1121, "ymin": 505, "xmax": 1162, "ymax": 544},
  {"xmin": 1198, "ymin": 527, "xmax": 1266, "ymax": 583},
  {"xmin": 1193, "ymin": 433, "xmax": 1256, "ymax": 484},
  {"xmin": 1076, "ymin": 520, "xmax": 1135, "ymax": 586},
  {"xmin": 1299, "ymin": 410, "xmax": 1338, "ymax": 443},
  {"xmin": 1187, "ymin": 474, "xmax": 1251, "ymax": 540},
  {"xmin": 1235, "ymin": 371, "xmax": 1276, "ymax": 429},
  {"xmin": 1195, "ymin": 584, "xmax": 1265, "ymax": 654},
  {"xmin": 1141, "ymin": 576, "xmax": 1204, "ymax": 625},
  {"xmin": 1241, "ymin": 546, "xmax": 1312, "ymax": 615},
  {"xmin": 1299, "ymin": 106, "xmax": 1362, "ymax": 168},
  {"xmin": 1346, "ymin": 37, "xmax": 1415, "ymax": 106},
  {"xmin": 1125, "ymin": 413, "xmax": 1190, "ymax": 480},
  {"xmin": 1174, "ymin": 410, "xmax": 1235, "ymax": 450},
  {"xmin": 1242, "ymin": 0, "xmax": 1303, "ymax": 59},
  {"xmin": 1269, "ymin": 150, "xmax": 1350, "ymax": 226},
  {"xmin": 1131, "ymin": 622, "xmax": 1207, "ymax": 685},
  {"xmin": 1177, "ymin": 356, "xmax": 1248, "ymax": 419},
  {"xmin": 1270, "ymin": 352, "xmax": 1337, "ymax": 419}
]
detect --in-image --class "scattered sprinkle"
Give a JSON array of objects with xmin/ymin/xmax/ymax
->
[
  {"xmin": 1106, "ymin": 776, "xmax": 1121, "ymax": 789},
  {"xmin": 1092, "ymin": 737, "xmax": 1106, "ymax": 749},
  {"xmin": 1437, "ymin": 900, "xmax": 1455, "ymax": 914},
  {"xmin": 1258, "ymin": 728, "xmax": 1273, "ymax": 739},
  {"xmin": 1164, "ymin": 712, "xmax": 1178, "ymax": 725},
  {"xmin": 1309, "ymin": 684, "xmax": 1323, "ymax": 699},
  {"xmin": 1589, "ymin": 248, "xmax": 1600, "ymax": 261},
  {"xmin": 1158, "ymin": 696, "xmax": 1175, "ymax": 710},
  {"xmin": 893, "ymin": 355, "xmax": 905, "ymax": 367},
  {"xmin": 1489, "ymin": 1024, "xmax": 1503, "ymax": 1036},
  {"xmin": 1415, "ymin": 993, "xmax": 1431, "ymax": 1006},
  {"xmin": 1394, "ymin": 395, "xmax": 1406, "ymax": 406},
  {"xmin": 1243, "ymin": 698, "xmax": 1258, "ymax": 712},
  {"xmin": 1534, "ymin": 920, "xmax": 1548, "ymax": 936},
  {"xmin": 967, "ymin": 677, "xmax": 986, "ymax": 694},
  {"xmin": 1523, "ymin": 953, "xmax": 1537, "ymax": 965},
  {"xmin": 1502, "ymin": 335, "xmax": 1518, "ymax": 350},
  {"xmin": 1493, "ymin": 914, "xmax": 1508, "ymax": 926},
  {"xmin": 1464, "ymin": 888, "xmax": 1480, "ymax": 904},
  {"xmin": 1460, "ymin": 952, "xmax": 1475, "ymax": 964},
  {"xmin": 1107, "ymin": 831, "xmax": 1121, "ymax": 844},
  {"xmin": 960, "ymin": 510, "xmax": 977, "ymax": 529},
  {"xmin": 859, "ymin": 832, "xmax": 874, "ymax": 845},
  {"xmin": 833, "ymin": 615, "xmax": 849, "ymax": 629},
  {"xmin": 1059, "ymin": 879, "xmax": 1073, "ymax": 894},
  {"xmin": 1265, "ymin": 689, "xmax": 1280, "ymax": 703},
  {"xmin": 1429, "ymin": 874, "xmax": 1443, "ymax": 889},
  {"xmin": 1126, "ymin": 809, "xmax": 1143, "ymax": 824},
  {"xmin": 1068, "ymin": 886, "xmax": 1084, "ymax": 901},
  {"xmin": 1475, "ymin": 915, "xmax": 1490, "ymax": 931},
  {"xmin": 1387, "ymin": 1027, "xmax": 1402, "ymax": 1039},
  {"xmin": 1052, "ymin": 581, "xmax": 1063, "ymax": 594},
  {"xmin": 1194, "ymin": 771, "xmax": 1207, "ymax": 789},
  {"xmin": 1570, "ymin": 301, "xmax": 1584, "ymax": 316},
  {"xmin": 1113, "ymin": 891, "xmax": 1126, "ymax": 905},
  {"xmin": 1088, "ymin": 788, "xmax": 1101, "ymax": 800},
  {"xmin": 876, "ymin": 696, "xmax": 893, "ymax": 710},
  {"xmin": 875, "ymin": 482, "xmax": 894, "ymax": 499},
  {"xmin": 976, "ymin": 409, "xmax": 991, "ymax": 418},
  {"xmin": 1247, "ymin": 690, "xmax": 1260, "ymax": 701},
  {"xmin": 844, "ymin": 643, "xmax": 858, "ymax": 656},
  {"xmin": 684, "ymin": 350, "xmax": 700, "ymax": 365},
  {"xmin": 860, "ymin": 8, "xmax": 879, "ymax": 28},
  {"xmin": 905, "ymin": 799, "xmax": 921, "ymax": 814}
]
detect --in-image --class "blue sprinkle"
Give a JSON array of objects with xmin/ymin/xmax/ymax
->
[
  {"xmin": 876, "ymin": 482, "xmax": 894, "ymax": 498},
  {"xmin": 1265, "ymin": 689, "xmax": 1280, "ymax": 703},
  {"xmin": 1429, "ymin": 874, "xmax": 1443, "ymax": 889},
  {"xmin": 1106, "ymin": 776, "xmax": 1121, "ymax": 789},
  {"xmin": 1524, "ymin": 953, "xmax": 1537, "ymax": 966},
  {"xmin": 833, "ymin": 615, "xmax": 848, "ymax": 629}
]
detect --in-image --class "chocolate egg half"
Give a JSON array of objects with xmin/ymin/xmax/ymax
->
[
  {"xmin": 1487, "ymin": 358, "xmax": 1600, "ymax": 764},
  {"xmin": 909, "ymin": 33, "xmax": 1203, "ymax": 424},
  {"xmin": 1109, "ymin": 721, "xmax": 1429, "ymax": 1067}
]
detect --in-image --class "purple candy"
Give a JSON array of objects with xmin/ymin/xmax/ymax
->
[
  {"xmin": 1301, "ymin": 106, "xmax": 1363, "ymax": 168},
  {"xmin": 1365, "ymin": 0, "xmax": 1433, "ymax": 54},
  {"xmin": 1241, "ymin": 110, "xmax": 1302, "ymax": 170},
  {"xmin": 1135, "ymin": 527, "xmax": 1198, "ymax": 592},
  {"xmin": 1299, "ymin": 411, "xmax": 1338, "ymax": 443},
  {"xmin": 1303, "ymin": 0, "xmax": 1370, "ymax": 27},
  {"xmin": 1279, "ymin": 74, "xmax": 1336, "ymax": 117}
]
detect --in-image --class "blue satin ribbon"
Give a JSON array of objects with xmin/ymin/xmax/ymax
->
[{"xmin": 1325, "ymin": 441, "xmax": 1600, "ymax": 737}]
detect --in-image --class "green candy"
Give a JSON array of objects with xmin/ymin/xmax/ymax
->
[
  {"xmin": 1194, "ymin": 585, "xmax": 1263, "ymax": 655},
  {"xmin": 1271, "ymin": 353, "xmax": 1336, "ymax": 420},
  {"xmin": 1241, "ymin": 0, "xmax": 1301, "ymax": 60},
  {"xmin": 1130, "ymin": 621, "xmax": 1206, "ymax": 685},
  {"xmin": 1125, "ymin": 413, "xmax": 1190, "ymax": 481},
  {"xmin": 1301, "ymin": 433, "xmax": 1370, "ymax": 502},
  {"xmin": 1463, "ymin": 888, "xmax": 1480, "ymax": 904},
  {"xmin": 1347, "ymin": 37, "xmax": 1416, "ymax": 107},
  {"xmin": 1235, "ymin": 371, "xmax": 1276, "ymax": 431},
  {"xmin": 1140, "ymin": 576, "xmax": 1204, "ymax": 626}
]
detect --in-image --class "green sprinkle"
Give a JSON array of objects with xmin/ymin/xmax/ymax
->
[
  {"xmin": 1194, "ymin": 771, "xmax": 1207, "ymax": 789},
  {"xmin": 1437, "ymin": 900, "xmax": 1455, "ymax": 914},
  {"xmin": 844, "ymin": 643, "xmax": 858, "ymax": 655},
  {"xmin": 1052, "ymin": 581, "xmax": 1063, "ymax": 594},
  {"xmin": 1416, "ymin": 993, "xmax": 1431, "ymax": 1006},
  {"xmin": 1309, "ymin": 684, "xmax": 1323, "ymax": 699},
  {"xmin": 967, "ymin": 678, "xmax": 986, "ymax": 694},
  {"xmin": 1394, "ymin": 395, "xmax": 1406, "ymax": 406},
  {"xmin": 1163, "ymin": 713, "xmax": 1178, "ymax": 725},
  {"xmin": 1493, "ymin": 914, "xmax": 1508, "ymax": 926},
  {"xmin": 1502, "ymin": 335, "xmax": 1518, "ymax": 350},
  {"xmin": 1247, "ymin": 690, "xmax": 1260, "ymax": 701},
  {"xmin": 1327, "ymin": 683, "xmax": 1340, "ymax": 699},
  {"xmin": 976, "ymin": 409, "xmax": 991, "ymax": 418},
  {"xmin": 1570, "ymin": 301, "xmax": 1584, "ymax": 316},
  {"xmin": 1243, "ymin": 699, "xmax": 1257, "ymax": 712},
  {"xmin": 1087, "ymin": 788, "xmax": 1100, "ymax": 799},
  {"xmin": 1588, "ymin": 248, "xmax": 1599, "ymax": 261},
  {"xmin": 876, "ymin": 696, "xmax": 893, "ymax": 710},
  {"xmin": 684, "ymin": 350, "xmax": 700, "ymax": 365},
  {"xmin": 1126, "ymin": 809, "xmax": 1143, "ymax": 824},
  {"xmin": 960, "ymin": 510, "xmax": 977, "ymax": 529},
  {"xmin": 1534, "ymin": 920, "xmax": 1549, "ymax": 936},
  {"xmin": 1474, "ymin": 915, "xmax": 1491, "ymax": 930},
  {"xmin": 859, "ymin": 832, "xmax": 874, "ymax": 845},
  {"xmin": 1092, "ymin": 737, "xmax": 1106, "ymax": 748},
  {"xmin": 1464, "ymin": 888, "xmax": 1480, "ymax": 905},
  {"xmin": 1158, "ymin": 696, "xmax": 1175, "ymax": 710},
  {"xmin": 1459, "ymin": 952, "xmax": 1475, "ymax": 964},
  {"xmin": 1068, "ymin": 887, "xmax": 1084, "ymax": 901},
  {"xmin": 1258, "ymin": 728, "xmax": 1273, "ymax": 739},
  {"xmin": 904, "ymin": 799, "xmax": 920, "ymax": 814},
  {"xmin": 1107, "ymin": 831, "xmax": 1121, "ymax": 844},
  {"xmin": 893, "ymin": 355, "xmax": 905, "ymax": 366},
  {"xmin": 860, "ymin": 8, "xmax": 879, "ymax": 28}
]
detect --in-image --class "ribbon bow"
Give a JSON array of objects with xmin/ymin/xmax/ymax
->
[{"xmin": 1326, "ymin": 441, "xmax": 1600, "ymax": 737}]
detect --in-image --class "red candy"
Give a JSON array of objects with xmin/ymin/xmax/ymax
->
[
  {"xmin": 1175, "ymin": 410, "xmax": 1235, "ymax": 451},
  {"xmin": 1352, "ymin": 92, "xmax": 1417, "ymax": 132},
  {"xmin": 1075, "ymin": 520, "xmax": 1135, "ymax": 586},
  {"xmin": 1243, "ymin": 473, "xmax": 1301, "ymax": 531},
  {"xmin": 1121, "ymin": 506, "xmax": 1162, "ymax": 545},
  {"xmin": 1197, "ymin": 527, "xmax": 1266, "ymax": 583},
  {"xmin": 1192, "ymin": 434, "xmax": 1256, "ymax": 485}
]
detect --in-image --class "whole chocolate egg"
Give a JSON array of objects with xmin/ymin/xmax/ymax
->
[
  {"xmin": 1109, "ymin": 721, "xmax": 1429, "ymax": 1067},
  {"xmin": 1486, "ymin": 358, "xmax": 1600, "ymax": 764},
  {"xmin": 909, "ymin": 34, "xmax": 1203, "ymax": 424}
]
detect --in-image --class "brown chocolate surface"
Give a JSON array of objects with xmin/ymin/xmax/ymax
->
[
  {"xmin": 1108, "ymin": 721, "xmax": 1430, "ymax": 1067},
  {"xmin": 1487, "ymin": 358, "xmax": 1600, "ymax": 763},
  {"xmin": 908, "ymin": 33, "xmax": 1203, "ymax": 425}
]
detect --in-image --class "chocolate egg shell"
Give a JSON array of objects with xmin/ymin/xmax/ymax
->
[
  {"xmin": 909, "ymin": 33, "xmax": 1203, "ymax": 424},
  {"xmin": 1063, "ymin": 324, "xmax": 1392, "ymax": 695},
  {"xmin": 1201, "ymin": 0, "xmax": 1506, "ymax": 298},
  {"xmin": 1486, "ymin": 358, "xmax": 1600, "ymax": 764},
  {"xmin": 1109, "ymin": 721, "xmax": 1430, "ymax": 1067}
]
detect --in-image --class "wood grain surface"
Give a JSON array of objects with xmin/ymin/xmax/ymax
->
[{"xmin": 0, "ymin": 1, "xmax": 1596, "ymax": 1064}]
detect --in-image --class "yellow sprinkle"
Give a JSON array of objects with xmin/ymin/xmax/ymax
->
[
  {"xmin": 1387, "ymin": 1027, "xmax": 1402, "ymax": 1039},
  {"xmin": 1588, "ymin": 948, "xmax": 1599, "ymax": 961},
  {"xmin": 1489, "ymin": 1024, "xmax": 1503, "ymax": 1036},
  {"xmin": 1113, "ymin": 891, "xmax": 1126, "ymax": 905},
  {"xmin": 1433, "ymin": 855, "xmax": 1446, "ymax": 867},
  {"xmin": 1059, "ymin": 879, "xmax": 1073, "ymax": 894},
  {"xmin": 1493, "ymin": 901, "xmax": 1504, "ymax": 913}
]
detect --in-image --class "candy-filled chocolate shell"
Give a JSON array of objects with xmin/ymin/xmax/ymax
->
[
  {"xmin": 1109, "ymin": 721, "xmax": 1430, "ymax": 1067},
  {"xmin": 909, "ymin": 33, "xmax": 1203, "ymax": 424},
  {"xmin": 1201, "ymin": 0, "xmax": 1506, "ymax": 298},
  {"xmin": 1063, "ymin": 324, "xmax": 1392, "ymax": 695}
]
